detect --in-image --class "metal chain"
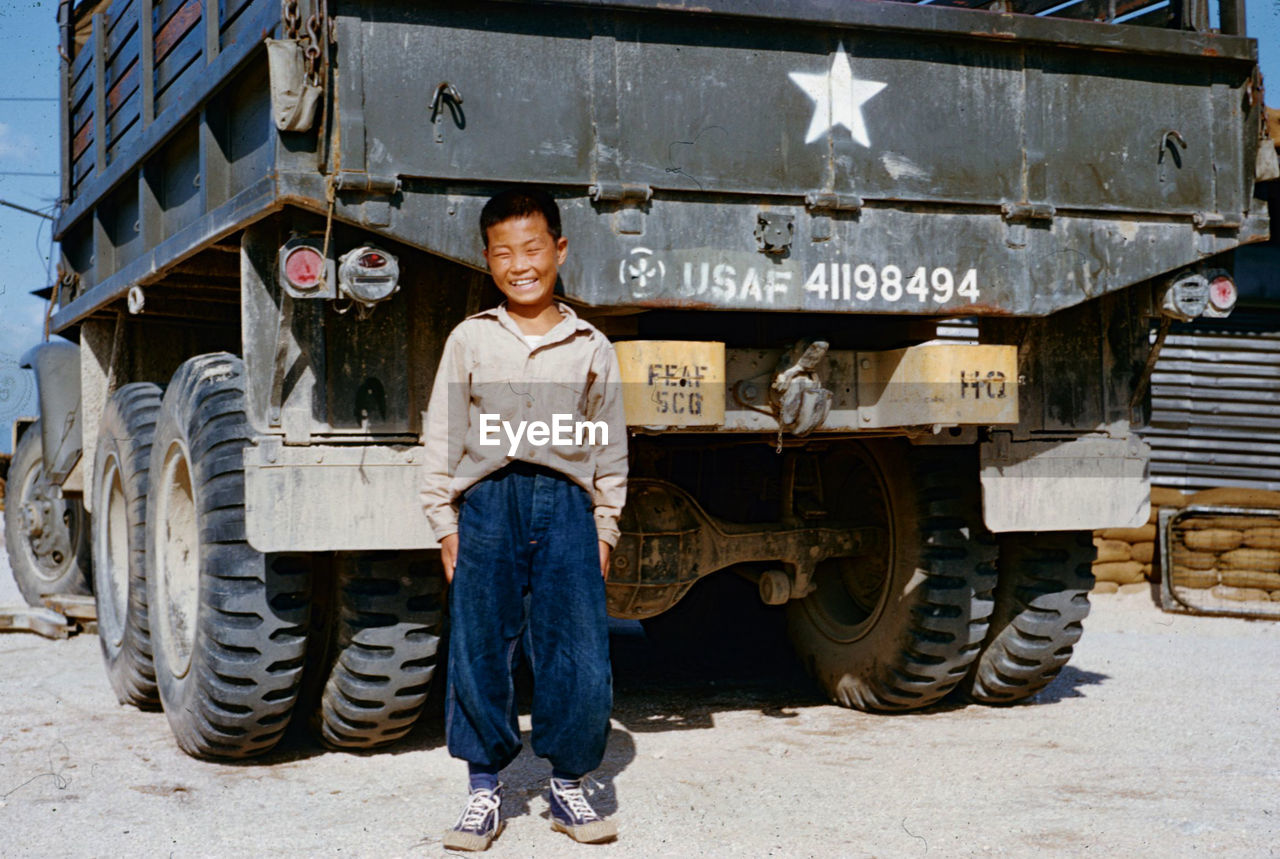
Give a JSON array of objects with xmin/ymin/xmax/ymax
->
[
  {"xmin": 283, "ymin": 0, "xmax": 301, "ymax": 38},
  {"xmin": 303, "ymin": 14, "xmax": 323, "ymax": 86},
  {"xmin": 283, "ymin": 0, "xmax": 323, "ymax": 86}
]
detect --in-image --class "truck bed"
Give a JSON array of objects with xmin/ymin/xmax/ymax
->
[{"xmin": 50, "ymin": 0, "xmax": 1267, "ymax": 329}]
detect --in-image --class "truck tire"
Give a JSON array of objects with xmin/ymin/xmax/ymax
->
[
  {"xmin": 146, "ymin": 353, "xmax": 311, "ymax": 759},
  {"xmin": 3, "ymin": 420, "xmax": 92, "ymax": 605},
  {"xmin": 786, "ymin": 441, "xmax": 998, "ymax": 711},
  {"xmin": 960, "ymin": 531, "xmax": 1095, "ymax": 705},
  {"xmin": 91, "ymin": 383, "xmax": 163, "ymax": 708},
  {"xmin": 306, "ymin": 552, "xmax": 444, "ymax": 750}
]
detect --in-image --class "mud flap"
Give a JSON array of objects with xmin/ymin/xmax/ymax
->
[
  {"xmin": 243, "ymin": 441, "xmax": 438, "ymax": 552},
  {"xmin": 980, "ymin": 433, "xmax": 1149, "ymax": 532}
]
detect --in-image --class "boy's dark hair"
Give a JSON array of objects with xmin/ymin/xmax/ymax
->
[{"xmin": 479, "ymin": 187, "xmax": 562, "ymax": 247}]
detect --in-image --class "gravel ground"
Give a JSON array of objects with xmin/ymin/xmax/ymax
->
[{"xmin": 1, "ymin": 514, "xmax": 1278, "ymax": 858}]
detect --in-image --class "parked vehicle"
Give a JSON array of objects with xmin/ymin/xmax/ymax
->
[{"xmin": 7, "ymin": 0, "xmax": 1269, "ymax": 758}]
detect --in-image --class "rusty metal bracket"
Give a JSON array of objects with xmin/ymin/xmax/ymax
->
[
  {"xmin": 333, "ymin": 171, "xmax": 401, "ymax": 195},
  {"xmin": 1001, "ymin": 201, "xmax": 1055, "ymax": 222},
  {"xmin": 1001, "ymin": 201, "xmax": 1054, "ymax": 249},
  {"xmin": 267, "ymin": 293, "xmax": 295, "ymax": 429},
  {"xmin": 804, "ymin": 192, "xmax": 863, "ymax": 242},
  {"xmin": 755, "ymin": 211, "xmax": 794, "ymax": 255},
  {"xmin": 590, "ymin": 183, "xmax": 652, "ymax": 235},
  {"xmin": 1192, "ymin": 212, "xmax": 1242, "ymax": 231},
  {"xmin": 1130, "ymin": 316, "xmax": 1172, "ymax": 410},
  {"xmin": 804, "ymin": 191, "xmax": 863, "ymax": 213},
  {"xmin": 332, "ymin": 171, "xmax": 401, "ymax": 227},
  {"xmin": 589, "ymin": 182, "xmax": 652, "ymax": 204}
]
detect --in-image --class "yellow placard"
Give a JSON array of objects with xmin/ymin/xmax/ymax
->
[
  {"xmin": 613, "ymin": 340, "xmax": 725, "ymax": 427},
  {"xmin": 856, "ymin": 343, "xmax": 1019, "ymax": 427}
]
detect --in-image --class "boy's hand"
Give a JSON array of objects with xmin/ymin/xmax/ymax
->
[
  {"xmin": 441, "ymin": 533, "xmax": 459, "ymax": 583},
  {"xmin": 599, "ymin": 541, "xmax": 612, "ymax": 580}
]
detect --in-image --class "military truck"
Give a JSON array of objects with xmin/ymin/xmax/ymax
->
[{"xmin": 5, "ymin": 0, "xmax": 1269, "ymax": 758}]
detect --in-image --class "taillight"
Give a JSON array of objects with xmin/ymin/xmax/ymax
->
[
  {"xmin": 1208, "ymin": 275, "xmax": 1237, "ymax": 313},
  {"xmin": 284, "ymin": 245, "xmax": 325, "ymax": 290},
  {"xmin": 1163, "ymin": 268, "xmax": 1238, "ymax": 321},
  {"xmin": 1161, "ymin": 272, "xmax": 1210, "ymax": 321},
  {"xmin": 277, "ymin": 237, "xmax": 333, "ymax": 298},
  {"xmin": 338, "ymin": 245, "xmax": 400, "ymax": 308}
]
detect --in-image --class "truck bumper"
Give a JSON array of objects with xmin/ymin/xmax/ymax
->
[{"xmin": 616, "ymin": 341, "xmax": 1019, "ymax": 431}]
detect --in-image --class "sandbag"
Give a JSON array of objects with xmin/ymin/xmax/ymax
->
[
  {"xmin": 1243, "ymin": 527, "xmax": 1280, "ymax": 550},
  {"xmin": 1177, "ymin": 515, "xmax": 1279, "ymax": 530},
  {"xmin": 1210, "ymin": 585, "xmax": 1272, "ymax": 603},
  {"xmin": 1218, "ymin": 570, "xmax": 1280, "ymax": 591},
  {"xmin": 1092, "ymin": 560, "xmax": 1145, "ymax": 584},
  {"xmin": 1188, "ymin": 488, "xmax": 1280, "ymax": 509},
  {"xmin": 1130, "ymin": 541, "xmax": 1155, "ymax": 564},
  {"xmin": 1099, "ymin": 524, "xmax": 1156, "ymax": 543},
  {"xmin": 1150, "ymin": 487, "xmax": 1188, "ymax": 508},
  {"xmin": 1142, "ymin": 563, "xmax": 1154, "ymax": 581},
  {"xmin": 1182, "ymin": 529, "xmax": 1243, "ymax": 552},
  {"xmin": 1171, "ymin": 548, "xmax": 1217, "ymax": 571},
  {"xmin": 1117, "ymin": 583, "xmax": 1148, "ymax": 595},
  {"xmin": 1092, "ymin": 538, "xmax": 1131, "ymax": 563},
  {"xmin": 1170, "ymin": 568, "xmax": 1219, "ymax": 589},
  {"xmin": 1219, "ymin": 548, "xmax": 1280, "ymax": 572},
  {"xmin": 1092, "ymin": 581, "xmax": 1120, "ymax": 594}
]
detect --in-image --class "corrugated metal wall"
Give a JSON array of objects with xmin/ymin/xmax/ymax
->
[{"xmin": 1146, "ymin": 311, "xmax": 1280, "ymax": 491}]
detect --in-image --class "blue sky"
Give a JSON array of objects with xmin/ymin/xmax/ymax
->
[
  {"xmin": 0, "ymin": 2, "xmax": 1277, "ymax": 451},
  {"xmin": 1, "ymin": 0, "xmax": 61, "ymax": 445}
]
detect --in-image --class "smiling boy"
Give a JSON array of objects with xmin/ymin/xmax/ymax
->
[{"xmin": 419, "ymin": 188, "xmax": 627, "ymax": 851}]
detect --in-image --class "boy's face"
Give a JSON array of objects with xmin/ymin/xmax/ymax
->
[{"xmin": 483, "ymin": 213, "xmax": 568, "ymax": 311}]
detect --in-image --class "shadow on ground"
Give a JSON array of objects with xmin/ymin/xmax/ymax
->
[
  {"xmin": 262, "ymin": 597, "xmax": 817, "ymax": 769},
  {"xmin": 1031, "ymin": 665, "xmax": 1109, "ymax": 704}
]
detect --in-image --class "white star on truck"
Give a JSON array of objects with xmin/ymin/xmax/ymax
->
[{"xmin": 789, "ymin": 45, "xmax": 887, "ymax": 147}]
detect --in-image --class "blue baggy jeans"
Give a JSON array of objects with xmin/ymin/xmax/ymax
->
[{"xmin": 446, "ymin": 462, "xmax": 612, "ymax": 776}]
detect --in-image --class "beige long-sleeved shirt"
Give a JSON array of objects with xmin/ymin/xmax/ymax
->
[{"xmin": 419, "ymin": 302, "xmax": 629, "ymax": 546}]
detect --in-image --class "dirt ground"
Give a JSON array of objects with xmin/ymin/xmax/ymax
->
[{"xmin": 2, "ymin": 518, "xmax": 1278, "ymax": 858}]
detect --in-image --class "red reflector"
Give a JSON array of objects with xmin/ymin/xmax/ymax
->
[
  {"xmin": 358, "ymin": 252, "xmax": 386, "ymax": 268},
  {"xmin": 1209, "ymin": 276, "xmax": 1236, "ymax": 310},
  {"xmin": 285, "ymin": 247, "xmax": 324, "ymax": 287}
]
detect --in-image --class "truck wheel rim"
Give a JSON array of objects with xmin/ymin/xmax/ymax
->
[
  {"xmin": 801, "ymin": 449, "xmax": 893, "ymax": 644},
  {"xmin": 155, "ymin": 441, "xmax": 199, "ymax": 679},
  {"xmin": 96, "ymin": 455, "xmax": 130, "ymax": 648},
  {"xmin": 17, "ymin": 460, "xmax": 73, "ymax": 581}
]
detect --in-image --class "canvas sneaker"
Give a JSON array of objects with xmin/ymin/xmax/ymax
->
[
  {"xmin": 548, "ymin": 777, "xmax": 618, "ymax": 844},
  {"xmin": 442, "ymin": 784, "xmax": 504, "ymax": 852}
]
